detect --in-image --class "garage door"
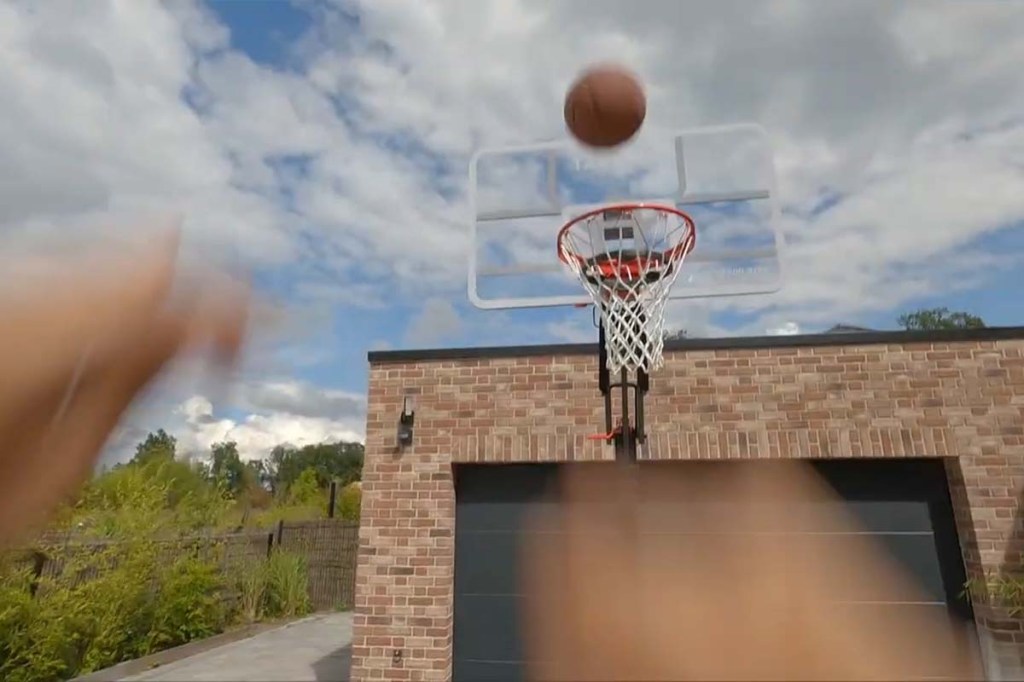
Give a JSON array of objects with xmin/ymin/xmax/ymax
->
[{"xmin": 452, "ymin": 458, "xmax": 973, "ymax": 681}]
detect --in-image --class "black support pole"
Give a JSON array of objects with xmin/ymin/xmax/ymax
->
[
  {"xmin": 635, "ymin": 367, "xmax": 648, "ymax": 446},
  {"xmin": 618, "ymin": 368, "xmax": 636, "ymax": 463},
  {"xmin": 598, "ymin": 321, "xmax": 613, "ymax": 436}
]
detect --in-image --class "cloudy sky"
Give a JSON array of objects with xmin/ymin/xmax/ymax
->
[{"xmin": 3, "ymin": 0, "xmax": 1023, "ymax": 463}]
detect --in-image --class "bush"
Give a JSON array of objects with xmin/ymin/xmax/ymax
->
[
  {"xmin": 0, "ymin": 542, "xmax": 162, "ymax": 680},
  {"xmin": 264, "ymin": 550, "xmax": 311, "ymax": 619},
  {"xmin": 0, "ymin": 434, "xmax": 337, "ymax": 681},
  {"xmin": 0, "ymin": 543, "xmax": 315, "ymax": 681},
  {"xmin": 338, "ymin": 483, "xmax": 362, "ymax": 522},
  {"xmin": 0, "ymin": 566, "xmax": 53, "ymax": 681},
  {"xmin": 146, "ymin": 554, "xmax": 228, "ymax": 653},
  {"xmin": 1, "ymin": 587, "xmax": 80, "ymax": 682},
  {"xmin": 964, "ymin": 574, "xmax": 1024, "ymax": 616},
  {"xmin": 235, "ymin": 560, "xmax": 269, "ymax": 624},
  {"xmin": 233, "ymin": 549, "xmax": 311, "ymax": 623},
  {"xmin": 75, "ymin": 543, "xmax": 160, "ymax": 673}
]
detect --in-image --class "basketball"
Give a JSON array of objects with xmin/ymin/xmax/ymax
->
[{"xmin": 564, "ymin": 64, "xmax": 647, "ymax": 148}]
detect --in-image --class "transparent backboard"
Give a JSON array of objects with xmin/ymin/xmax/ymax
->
[{"xmin": 468, "ymin": 123, "xmax": 784, "ymax": 309}]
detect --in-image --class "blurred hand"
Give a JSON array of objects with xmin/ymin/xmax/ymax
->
[
  {"xmin": 0, "ymin": 230, "xmax": 250, "ymax": 546},
  {"xmin": 521, "ymin": 461, "xmax": 981, "ymax": 681}
]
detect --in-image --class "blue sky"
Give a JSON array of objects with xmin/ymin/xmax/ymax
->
[
  {"xmin": 3, "ymin": 0, "xmax": 1023, "ymax": 460},
  {"xmin": 217, "ymin": 0, "xmax": 1022, "ymax": 336},
  {"xmin": 207, "ymin": 1, "xmax": 312, "ymax": 67}
]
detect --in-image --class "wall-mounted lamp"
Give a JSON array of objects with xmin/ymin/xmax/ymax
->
[{"xmin": 397, "ymin": 395, "xmax": 415, "ymax": 449}]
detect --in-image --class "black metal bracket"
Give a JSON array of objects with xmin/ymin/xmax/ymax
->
[
  {"xmin": 597, "ymin": 321, "xmax": 650, "ymax": 463},
  {"xmin": 397, "ymin": 395, "xmax": 415, "ymax": 449}
]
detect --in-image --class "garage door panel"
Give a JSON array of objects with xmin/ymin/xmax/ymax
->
[
  {"xmin": 812, "ymin": 458, "xmax": 948, "ymax": 495},
  {"xmin": 456, "ymin": 465, "xmax": 556, "ymax": 503},
  {"xmin": 455, "ymin": 532, "xmax": 570, "ymax": 596},
  {"xmin": 453, "ymin": 595, "xmax": 525, "ymax": 663},
  {"xmin": 454, "ymin": 532, "xmax": 519, "ymax": 595},
  {"xmin": 452, "ymin": 659, "xmax": 526, "ymax": 682},
  {"xmin": 452, "ymin": 459, "xmax": 972, "ymax": 682},
  {"xmin": 764, "ymin": 534, "xmax": 949, "ymax": 604},
  {"xmin": 459, "ymin": 500, "xmax": 636, "ymax": 534},
  {"xmin": 635, "ymin": 499, "xmax": 934, "ymax": 533},
  {"xmin": 622, "ymin": 533, "xmax": 946, "ymax": 604},
  {"xmin": 830, "ymin": 499, "xmax": 935, "ymax": 532},
  {"xmin": 868, "ymin": 533, "xmax": 948, "ymax": 602},
  {"xmin": 833, "ymin": 603, "xmax": 976, "ymax": 679},
  {"xmin": 456, "ymin": 500, "xmax": 551, "ymax": 533}
]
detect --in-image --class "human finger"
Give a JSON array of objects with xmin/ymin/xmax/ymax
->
[
  {"xmin": 0, "ymin": 279, "xmax": 250, "ymax": 545},
  {"xmin": 0, "ymin": 229, "xmax": 183, "ymax": 422}
]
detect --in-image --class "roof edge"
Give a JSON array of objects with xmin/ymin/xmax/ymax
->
[{"xmin": 368, "ymin": 326, "xmax": 1024, "ymax": 364}]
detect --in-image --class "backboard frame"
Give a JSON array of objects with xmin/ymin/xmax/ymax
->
[{"xmin": 468, "ymin": 122, "xmax": 785, "ymax": 310}]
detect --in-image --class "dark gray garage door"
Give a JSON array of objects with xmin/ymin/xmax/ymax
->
[{"xmin": 452, "ymin": 458, "xmax": 973, "ymax": 681}]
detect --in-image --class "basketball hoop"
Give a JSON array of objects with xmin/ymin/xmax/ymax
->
[{"xmin": 557, "ymin": 203, "xmax": 696, "ymax": 374}]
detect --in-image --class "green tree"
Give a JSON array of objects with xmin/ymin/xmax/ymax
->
[
  {"xmin": 150, "ymin": 459, "xmax": 226, "ymax": 526},
  {"xmin": 245, "ymin": 459, "xmax": 270, "ymax": 489},
  {"xmin": 209, "ymin": 442, "xmax": 247, "ymax": 498},
  {"xmin": 265, "ymin": 446, "xmax": 289, "ymax": 495},
  {"xmin": 898, "ymin": 307, "xmax": 986, "ymax": 331},
  {"xmin": 288, "ymin": 468, "xmax": 323, "ymax": 506},
  {"xmin": 266, "ymin": 442, "xmax": 363, "ymax": 495},
  {"xmin": 74, "ymin": 454, "xmax": 227, "ymax": 535},
  {"xmin": 131, "ymin": 430, "xmax": 176, "ymax": 466}
]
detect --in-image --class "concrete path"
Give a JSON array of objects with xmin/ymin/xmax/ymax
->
[{"xmin": 122, "ymin": 612, "xmax": 352, "ymax": 681}]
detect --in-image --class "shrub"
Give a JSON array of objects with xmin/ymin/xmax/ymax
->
[
  {"xmin": 964, "ymin": 574, "xmax": 1024, "ymax": 616},
  {"xmin": 0, "ymin": 565, "xmax": 52, "ymax": 681},
  {"xmin": 232, "ymin": 549, "xmax": 311, "ymax": 622},
  {"xmin": 0, "ymin": 436, "xmax": 333, "ymax": 681},
  {"xmin": 75, "ymin": 542, "xmax": 160, "ymax": 673},
  {"xmin": 235, "ymin": 556, "xmax": 270, "ymax": 624},
  {"xmin": 263, "ymin": 550, "xmax": 311, "ymax": 619},
  {"xmin": 1, "ymin": 587, "xmax": 81, "ymax": 682},
  {"xmin": 0, "ymin": 538, "xmax": 233, "ymax": 680},
  {"xmin": 338, "ymin": 483, "xmax": 362, "ymax": 522},
  {"xmin": 146, "ymin": 554, "xmax": 228, "ymax": 653},
  {"xmin": 0, "ymin": 544, "xmax": 315, "ymax": 681},
  {"xmin": 0, "ymin": 542, "xmax": 160, "ymax": 680}
]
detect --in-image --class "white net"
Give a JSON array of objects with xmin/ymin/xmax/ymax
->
[{"xmin": 558, "ymin": 205, "xmax": 696, "ymax": 375}]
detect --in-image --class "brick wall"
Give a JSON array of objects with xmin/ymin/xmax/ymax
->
[{"xmin": 351, "ymin": 331, "xmax": 1024, "ymax": 681}]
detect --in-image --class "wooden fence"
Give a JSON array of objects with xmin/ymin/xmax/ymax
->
[
  {"xmin": 5, "ymin": 520, "xmax": 360, "ymax": 613},
  {"xmin": 275, "ymin": 519, "xmax": 360, "ymax": 611}
]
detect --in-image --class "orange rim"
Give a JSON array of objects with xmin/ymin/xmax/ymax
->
[{"xmin": 556, "ymin": 202, "xmax": 697, "ymax": 271}]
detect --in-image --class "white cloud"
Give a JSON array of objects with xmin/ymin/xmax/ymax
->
[
  {"xmin": 405, "ymin": 298, "xmax": 464, "ymax": 346},
  {"xmin": 101, "ymin": 376, "xmax": 365, "ymax": 466},
  {"xmin": 6, "ymin": 0, "xmax": 1024, "ymax": 325},
  {"xmin": 767, "ymin": 322, "xmax": 801, "ymax": 336},
  {"xmin": 546, "ymin": 317, "xmax": 596, "ymax": 344},
  {"xmin": 5, "ymin": 0, "xmax": 1024, "ymax": 425},
  {"xmin": 175, "ymin": 394, "xmax": 363, "ymax": 462},
  {"xmin": 230, "ymin": 379, "xmax": 366, "ymax": 423},
  {"xmin": 0, "ymin": 0, "xmax": 293, "ymax": 269},
  {"xmin": 663, "ymin": 300, "xmax": 733, "ymax": 338},
  {"xmin": 301, "ymin": 0, "xmax": 1024, "ymax": 329}
]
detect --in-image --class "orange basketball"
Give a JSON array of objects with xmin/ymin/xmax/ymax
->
[{"xmin": 564, "ymin": 64, "xmax": 647, "ymax": 148}]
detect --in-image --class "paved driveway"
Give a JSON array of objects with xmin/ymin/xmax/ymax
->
[{"xmin": 122, "ymin": 612, "xmax": 352, "ymax": 681}]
